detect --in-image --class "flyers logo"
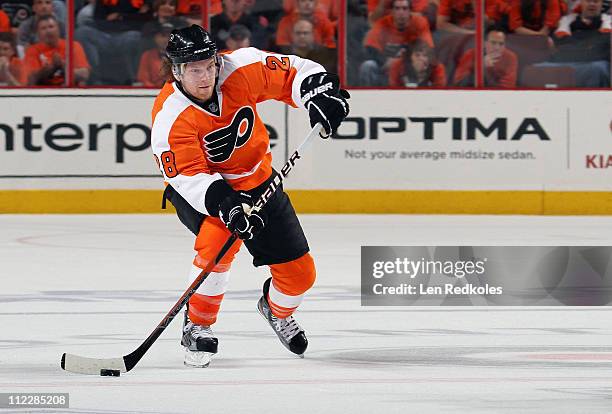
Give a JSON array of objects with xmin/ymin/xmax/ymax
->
[{"xmin": 203, "ymin": 106, "xmax": 255, "ymax": 163}]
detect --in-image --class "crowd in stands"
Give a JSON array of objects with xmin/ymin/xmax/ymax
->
[
  {"xmin": 0, "ymin": 0, "xmax": 609, "ymax": 87},
  {"xmin": 351, "ymin": 0, "xmax": 610, "ymax": 87}
]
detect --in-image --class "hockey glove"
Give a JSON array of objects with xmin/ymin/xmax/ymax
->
[
  {"xmin": 219, "ymin": 191, "xmax": 265, "ymax": 240},
  {"xmin": 300, "ymin": 72, "xmax": 350, "ymax": 138}
]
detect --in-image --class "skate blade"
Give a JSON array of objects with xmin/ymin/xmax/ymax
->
[
  {"xmin": 297, "ymin": 354, "xmax": 304, "ymax": 359},
  {"xmin": 184, "ymin": 350, "xmax": 214, "ymax": 368}
]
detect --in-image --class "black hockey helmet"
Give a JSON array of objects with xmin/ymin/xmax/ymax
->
[{"xmin": 166, "ymin": 25, "xmax": 217, "ymax": 64}]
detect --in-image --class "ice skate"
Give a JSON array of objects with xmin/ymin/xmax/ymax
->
[
  {"xmin": 257, "ymin": 295, "xmax": 308, "ymax": 357},
  {"xmin": 182, "ymin": 312, "xmax": 218, "ymax": 368}
]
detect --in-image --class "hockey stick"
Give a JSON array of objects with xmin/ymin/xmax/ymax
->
[{"xmin": 61, "ymin": 123, "xmax": 323, "ymax": 375}]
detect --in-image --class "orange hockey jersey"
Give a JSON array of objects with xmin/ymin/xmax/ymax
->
[{"xmin": 151, "ymin": 47, "xmax": 324, "ymax": 216}]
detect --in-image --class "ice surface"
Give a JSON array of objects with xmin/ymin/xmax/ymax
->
[{"xmin": 1, "ymin": 214, "xmax": 611, "ymax": 414}]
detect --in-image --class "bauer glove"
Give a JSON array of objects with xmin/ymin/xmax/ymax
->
[
  {"xmin": 219, "ymin": 191, "xmax": 265, "ymax": 240},
  {"xmin": 300, "ymin": 72, "xmax": 350, "ymax": 138}
]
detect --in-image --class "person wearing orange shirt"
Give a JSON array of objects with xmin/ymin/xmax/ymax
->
[
  {"xmin": 151, "ymin": 25, "xmax": 349, "ymax": 367},
  {"xmin": 367, "ymin": 0, "xmax": 432, "ymax": 23},
  {"xmin": 0, "ymin": 33, "xmax": 26, "ymax": 86},
  {"xmin": 177, "ymin": 0, "xmax": 222, "ymax": 17},
  {"xmin": 276, "ymin": 0, "xmax": 336, "ymax": 52},
  {"xmin": 360, "ymin": 0, "xmax": 433, "ymax": 85},
  {"xmin": 24, "ymin": 15, "xmax": 90, "ymax": 85},
  {"xmin": 388, "ymin": 39, "xmax": 447, "ymax": 87},
  {"xmin": 509, "ymin": 0, "xmax": 561, "ymax": 35},
  {"xmin": 147, "ymin": 0, "xmax": 188, "ymax": 26},
  {"xmin": 137, "ymin": 22, "xmax": 173, "ymax": 87},
  {"xmin": 283, "ymin": 0, "xmax": 340, "ymax": 22},
  {"xmin": 437, "ymin": 0, "xmax": 477, "ymax": 33},
  {"xmin": 453, "ymin": 28, "xmax": 518, "ymax": 87},
  {"xmin": 0, "ymin": 9, "xmax": 11, "ymax": 33},
  {"xmin": 486, "ymin": 0, "xmax": 513, "ymax": 28}
]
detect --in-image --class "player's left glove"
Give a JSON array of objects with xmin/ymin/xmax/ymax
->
[
  {"xmin": 219, "ymin": 191, "xmax": 265, "ymax": 240},
  {"xmin": 300, "ymin": 72, "xmax": 350, "ymax": 138}
]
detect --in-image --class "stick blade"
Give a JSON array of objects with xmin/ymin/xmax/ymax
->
[{"xmin": 61, "ymin": 352, "xmax": 127, "ymax": 375}]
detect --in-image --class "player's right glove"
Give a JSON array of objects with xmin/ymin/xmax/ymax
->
[
  {"xmin": 300, "ymin": 72, "xmax": 350, "ymax": 138},
  {"xmin": 219, "ymin": 191, "xmax": 265, "ymax": 240}
]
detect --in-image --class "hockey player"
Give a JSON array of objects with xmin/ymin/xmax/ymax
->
[{"xmin": 150, "ymin": 25, "xmax": 349, "ymax": 367}]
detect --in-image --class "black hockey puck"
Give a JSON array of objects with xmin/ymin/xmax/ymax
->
[{"xmin": 100, "ymin": 369, "xmax": 121, "ymax": 377}]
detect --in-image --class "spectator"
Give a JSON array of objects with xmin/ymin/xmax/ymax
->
[
  {"xmin": 283, "ymin": 0, "xmax": 340, "ymax": 22},
  {"xmin": 289, "ymin": 18, "xmax": 336, "ymax": 71},
  {"xmin": 0, "ymin": 32, "xmax": 25, "ymax": 85},
  {"xmin": 137, "ymin": 21, "xmax": 172, "ymax": 87},
  {"xmin": 538, "ymin": 0, "xmax": 611, "ymax": 86},
  {"xmin": 368, "ymin": 0, "xmax": 432, "ymax": 23},
  {"xmin": 18, "ymin": 0, "xmax": 67, "ymax": 48},
  {"xmin": 559, "ymin": 0, "xmax": 611, "ymax": 16},
  {"xmin": 177, "ymin": 0, "xmax": 222, "ymax": 17},
  {"xmin": 149, "ymin": 0, "xmax": 188, "ymax": 25},
  {"xmin": 558, "ymin": 0, "xmax": 611, "ymax": 38},
  {"xmin": 211, "ymin": 0, "xmax": 266, "ymax": 50},
  {"xmin": 0, "ymin": 9, "xmax": 10, "ymax": 32},
  {"xmin": 74, "ymin": 0, "xmax": 147, "ymax": 84},
  {"xmin": 24, "ymin": 15, "xmax": 90, "ymax": 85},
  {"xmin": 142, "ymin": 0, "xmax": 188, "ymax": 48},
  {"xmin": 389, "ymin": 39, "xmax": 447, "ymax": 86},
  {"xmin": 453, "ymin": 28, "xmax": 518, "ymax": 87},
  {"xmin": 224, "ymin": 24, "xmax": 251, "ymax": 51},
  {"xmin": 291, "ymin": 18, "xmax": 315, "ymax": 54},
  {"xmin": 486, "ymin": 0, "xmax": 512, "ymax": 30},
  {"xmin": 276, "ymin": 0, "xmax": 336, "ymax": 52},
  {"xmin": 359, "ymin": 0, "xmax": 433, "ymax": 85},
  {"xmin": 509, "ymin": 0, "xmax": 561, "ymax": 35},
  {"xmin": 437, "ymin": 0, "xmax": 476, "ymax": 33}
]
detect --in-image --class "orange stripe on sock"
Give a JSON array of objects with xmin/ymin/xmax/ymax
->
[
  {"xmin": 188, "ymin": 293, "xmax": 224, "ymax": 326},
  {"xmin": 267, "ymin": 295, "xmax": 297, "ymax": 318}
]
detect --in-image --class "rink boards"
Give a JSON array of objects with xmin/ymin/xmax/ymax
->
[{"xmin": 0, "ymin": 89, "xmax": 611, "ymax": 214}]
